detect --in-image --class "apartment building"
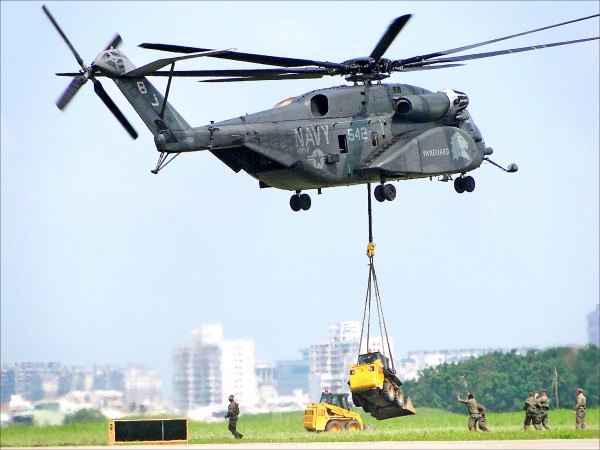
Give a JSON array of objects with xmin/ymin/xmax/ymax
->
[
  {"xmin": 172, "ymin": 324, "xmax": 258, "ymax": 412},
  {"xmin": 307, "ymin": 321, "xmax": 392, "ymax": 401},
  {"xmin": 0, "ymin": 362, "xmax": 162, "ymax": 408}
]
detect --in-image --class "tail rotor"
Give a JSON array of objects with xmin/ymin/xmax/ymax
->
[{"xmin": 42, "ymin": 5, "xmax": 138, "ymax": 139}]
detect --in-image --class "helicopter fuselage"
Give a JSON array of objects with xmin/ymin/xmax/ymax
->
[
  {"xmin": 153, "ymin": 83, "xmax": 487, "ymax": 191},
  {"xmin": 47, "ymin": 6, "xmax": 599, "ymax": 209}
]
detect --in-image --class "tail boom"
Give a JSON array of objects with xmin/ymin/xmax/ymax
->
[{"xmin": 94, "ymin": 48, "xmax": 190, "ymax": 139}]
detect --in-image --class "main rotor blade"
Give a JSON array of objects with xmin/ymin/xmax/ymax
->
[
  {"xmin": 401, "ymin": 36, "xmax": 600, "ymax": 68},
  {"xmin": 92, "ymin": 79, "xmax": 138, "ymax": 139},
  {"xmin": 132, "ymin": 67, "xmax": 330, "ymax": 77},
  {"xmin": 42, "ymin": 5, "xmax": 86, "ymax": 69},
  {"xmin": 399, "ymin": 14, "xmax": 599, "ymax": 66},
  {"xmin": 370, "ymin": 14, "xmax": 411, "ymax": 61},
  {"xmin": 199, "ymin": 73, "xmax": 328, "ymax": 83},
  {"xmin": 139, "ymin": 43, "xmax": 343, "ymax": 69},
  {"xmin": 398, "ymin": 63, "xmax": 465, "ymax": 72},
  {"xmin": 59, "ymin": 68, "xmax": 316, "ymax": 78},
  {"xmin": 122, "ymin": 49, "xmax": 235, "ymax": 77},
  {"xmin": 56, "ymin": 76, "xmax": 86, "ymax": 110}
]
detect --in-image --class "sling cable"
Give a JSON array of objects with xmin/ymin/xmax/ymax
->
[{"xmin": 359, "ymin": 183, "xmax": 394, "ymax": 370}]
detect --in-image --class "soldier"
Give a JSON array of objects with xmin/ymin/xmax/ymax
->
[
  {"xmin": 224, "ymin": 394, "xmax": 243, "ymax": 439},
  {"xmin": 523, "ymin": 392, "xmax": 541, "ymax": 431},
  {"xmin": 457, "ymin": 392, "xmax": 480, "ymax": 431},
  {"xmin": 537, "ymin": 389, "xmax": 551, "ymax": 430},
  {"xmin": 477, "ymin": 401, "xmax": 490, "ymax": 431},
  {"xmin": 573, "ymin": 387, "xmax": 586, "ymax": 429}
]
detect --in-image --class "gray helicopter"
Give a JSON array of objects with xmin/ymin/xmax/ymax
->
[{"xmin": 43, "ymin": 6, "xmax": 598, "ymax": 211}]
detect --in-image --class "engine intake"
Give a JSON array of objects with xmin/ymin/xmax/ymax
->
[{"xmin": 395, "ymin": 89, "xmax": 469, "ymax": 122}]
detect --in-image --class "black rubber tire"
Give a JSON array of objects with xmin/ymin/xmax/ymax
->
[
  {"xmin": 345, "ymin": 420, "xmax": 361, "ymax": 431},
  {"xmin": 351, "ymin": 393, "xmax": 364, "ymax": 407},
  {"xmin": 464, "ymin": 176, "xmax": 476, "ymax": 193},
  {"xmin": 290, "ymin": 194, "xmax": 301, "ymax": 211},
  {"xmin": 394, "ymin": 388, "xmax": 404, "ymax": 406},
  {"xmin": 383, "ymin": 184, "xmax": 396, "ymax": 201},
  {"xmin": 299, "ymin": 193, "xmax": 311, "ymax": 210},
  {"xmin": 325, "ymin": 420, "xmax": 343, "ymax": 432},
  {"xmin": 374, "ymin": 184, "xmax": 385, "ymax": 202},
  {"xmin": 382, "ymin": 381, "xmax": 395, "ymax": 402},
  {"xmin": 454, "ymin": 177, "xmax": 466, "ymax": 193}
]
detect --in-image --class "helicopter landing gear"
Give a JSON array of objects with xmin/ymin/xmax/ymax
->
[
  {"xmin": 374, "ymin": 183, "xmax": 396, "ymax": 202},
  {"xmin": 454, "ymin": 175, "xmax": 475, "ymax": 194},
  {"xmin": 290, "ymin": 191, "xmax": 311, "ymax": 211}
]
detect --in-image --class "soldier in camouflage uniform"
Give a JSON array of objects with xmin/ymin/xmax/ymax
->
[
  {"xmin": 523, "ymin": 392, "xmax": 541, "ymax": 430},
  {"xmin": 477, "ymin": 401, "xmax": 490, "ymax": 431},
  {"xmin": 574, "ymin": 387, "xmax": 586, "ymax": 429},
  {"xmin": 225, "ymin": 395, "xmax": 243, "ymax": 439},
  {"xmin": 537, "ymin": 390, "xmax": 551, "ymax": 430},
  {"xmin": 457, "ymin": 393, "xmax": 480, "ymax": 431}
]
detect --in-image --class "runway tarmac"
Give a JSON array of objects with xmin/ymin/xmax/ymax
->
[{"xmin": 4, "ymin": 439, "xmax": 599, "ymax": 450}]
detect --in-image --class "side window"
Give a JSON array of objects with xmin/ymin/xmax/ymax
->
[
  {"xmin": 340, "ymin": 396, "xmax": 349, "ymax": 410},
  {"xmin": 338, "ymin": 134, "xmax": 348, "ymax": 154},
  {"xmin": 371, "ymin": 131, "xmax": 379, "ymax": 147}
]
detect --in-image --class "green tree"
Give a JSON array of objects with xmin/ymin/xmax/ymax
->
[
  {"xmin": 403, "ymin": 345, "xmax": 599, "ymax": 413},
  {"xmin": 64, "ymin": 408, "xmax": 106, "ymax": 424}
]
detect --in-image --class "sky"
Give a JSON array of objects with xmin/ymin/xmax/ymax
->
[{"xmin": 1, "ymin": 1, "xmax": 598, "ymax": 401}]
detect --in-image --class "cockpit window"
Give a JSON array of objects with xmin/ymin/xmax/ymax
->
[{"xmin": 273, "ymin": 97, "xmax": 295, "ymax": 108}]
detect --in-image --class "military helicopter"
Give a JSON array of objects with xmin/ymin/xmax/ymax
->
[{"xmin": 43, "ymin": 6, "xmax": 599, "ymax": 211}]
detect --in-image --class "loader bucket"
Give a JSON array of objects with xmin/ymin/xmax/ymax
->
[{"xmin": 369, "ymin": 396, "xmax": 416, "ymax": 421}]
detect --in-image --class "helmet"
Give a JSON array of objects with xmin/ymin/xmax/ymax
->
[{"xmin": 229, "ymin": 395, "xmax": 235, "ymax": 401}]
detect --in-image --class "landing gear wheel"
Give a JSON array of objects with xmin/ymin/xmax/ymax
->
[
  {"xmin": 299, "ymin": 193, "xmax": 311, "ymax": 211},
  {"xmin": 464, "ymin": 176, "xmax": 475, "ymax": 192},
  {"xmin": 383, "ymin": 183, "xmax": 396, "ymax": 201},
  {"xmin": 454, "ymin": 176, "xmax": 466, "ymax": 193},
  {"xmin": 374, "ymin": 184, "xmax": 385, "ymax": 202},
  {"xmin": 325, "ymin": 420, "xmax": 343, "ymax": 432},
  {"xmin": 289, "ymin": 194, "xmax": 301, "ymax": 211}
]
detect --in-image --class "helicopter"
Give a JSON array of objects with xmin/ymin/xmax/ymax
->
[{"xmin": 43, "ymin": 6, "xmax": 599, "ymax": 211}]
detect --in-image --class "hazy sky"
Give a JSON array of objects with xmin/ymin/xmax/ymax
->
[{"xmin": 2, "ymin": 1, "xmax": 598, "ymax": 400}]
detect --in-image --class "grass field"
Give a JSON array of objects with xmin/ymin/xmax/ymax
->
[{"xmin": 1, "ymin": 407, "xmax": 598, "ymax": 447}]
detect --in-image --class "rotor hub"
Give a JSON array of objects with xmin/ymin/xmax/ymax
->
[{"xmin": 342, "ymin": 57, "xmax": 393, "ymax": 82}]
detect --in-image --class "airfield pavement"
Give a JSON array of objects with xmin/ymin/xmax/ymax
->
[{"xmin": 3, "ymin": 440, "xmax": 600, "ymax": 450}]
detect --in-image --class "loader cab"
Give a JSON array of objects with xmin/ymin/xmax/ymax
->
[
  {"xmin": 358, "ymin": 352, "xmax": 391, "ymax": 372},
  {"xmin": 319, "ymin": 392, "xmax": 351, "ymax": 411},
  {"xmin": 357, "ymin": 352, "xmax": 402, "ymax": 386}
]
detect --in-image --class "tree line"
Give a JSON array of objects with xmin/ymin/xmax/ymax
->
[{"xmin": 402, "ymin": 345, "xmax": 599, "ymax": 413}]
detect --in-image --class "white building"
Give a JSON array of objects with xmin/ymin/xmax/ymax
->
[
  {"xmin": 307, "ymin": 321, "xmax": 393, "ymax": 401},
  {"xmin": 173, "ymin": 324, "xmax": 258, "ymax": 413},
  {"xmin": 123, "ymin": 365, "xmax": 163, "ymax": 407},
  {"xmin": 221, "ymin": 340, "xmax": 259, "ymax": 407},
  {"xmin": 396, "ymin": 348, "xmax": 510, "ymax": 381}
]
